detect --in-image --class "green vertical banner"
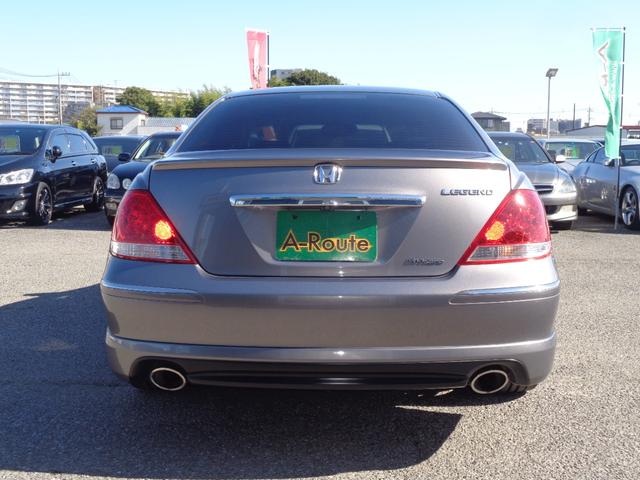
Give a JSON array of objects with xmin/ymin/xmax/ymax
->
[{"xmin": 592, "ymin": 28, "xmax": 624, "ymax": 159}]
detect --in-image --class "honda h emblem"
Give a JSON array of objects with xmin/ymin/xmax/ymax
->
[{"xmin": 313, "ymin": 164, "xmax": 343, "ymax": 184}]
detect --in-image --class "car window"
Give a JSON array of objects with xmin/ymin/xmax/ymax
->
[
  {"xmin": 82, "ymin": 133, "xmax": 98, "ymax": 153},
  {"xmin": 544, "ymin": 141, "xmax": 599, "ymax": 159},
  {"xmin": 178, "ymin": 92, "xmax": 489, "ymax": 152},
  {"xmin": 0, "ymin": 126, "xmax": 47, "ymax": 155},
  {"xmin": 133, "ymin": 136, "xmax": 179, "ymax": 161},
  {"xmin": 592, "ymin": 148, "xmax": 608, "ymax": 165},
  {"xmin": 490, "ymin": 136, "xmax": 549, "ymax": 163},
  {"xmin": 94, "ymin": 138, "xmax": 143, "ymax": 157},
  {"xmin": 68, "ymin": 134, "xmax": 87, "ymax": 155},
  {"xmin": 622, "ymin": 145, "xmax": 640, "ymax": 166},
  {"xmin": 50, "ymin": 133, "xmax": 70, "ymax": 155}
]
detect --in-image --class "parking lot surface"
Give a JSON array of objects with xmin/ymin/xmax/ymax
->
[{"xmin": 0, "ymin": 210, "xmax": 638, "ymax": 480}]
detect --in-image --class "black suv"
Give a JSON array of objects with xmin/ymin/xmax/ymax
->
[{"xmin": 0, "ymin": 124, "xmax": 107, "ymax": 225}]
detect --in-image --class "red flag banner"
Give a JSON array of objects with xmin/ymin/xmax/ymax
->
[{"xmin": 246, "ymin": 29, "xmax": 268, "ymax": 89}]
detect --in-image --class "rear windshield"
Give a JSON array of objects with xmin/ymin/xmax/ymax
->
[
  {"xmin": 177, "ymin": 92, "xmax": 488, "ymax": 152},
  {"xmin": 490, "ymin": 135, "xmax": 550, "ymax": 164},
  {"xmin": 0, "ymin": 127, "xmax": 46, "ymax": 155},
  {"xmin": 544, "ymin": 141, "xmax": 599, "ymax": 159},
  {"xmin": 94, "ymin": 137, "xmax": 142, "ymax": 157}
]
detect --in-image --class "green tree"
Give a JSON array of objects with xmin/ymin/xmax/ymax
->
[
  {"xmin": 268, "ymin": 69, "xmax": 341, "ymax": 87},
  {"xmin": 70, "ymin": 106, "xmax": 100, "ymax": 136},
  {"xmin": 186, "ymin": 85, "xmax": 231, "ymax": 117},
  {"xmin": 116, "ymin": 86, "xmax": 161, "ymax": 116}
]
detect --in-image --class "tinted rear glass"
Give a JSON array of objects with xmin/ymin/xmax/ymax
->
[
  {"xmin": 177, "ymin": 92, "xmax": 488, "ymax": 152},
  {"xmin": 490, "ymin": 135, "xmax": 550, "ymax": 164},
  {"xmin": 544, "ymin": 141, "xmax": 599, "ymax": 159},
  {"xmin": 94, "ymin": 138, "xmax": 143, "ymax": 157}
]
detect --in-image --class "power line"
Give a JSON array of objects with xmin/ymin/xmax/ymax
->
[
  {"xmin": 493, "ymin": 108, "xmax": 604, "ymax": 116},
  {"xmin": 0, "ymin": 67, "xmax": 59, "ymax": 78}
]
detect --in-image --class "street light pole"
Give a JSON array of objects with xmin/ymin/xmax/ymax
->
[{"xmin": 545, "ymin": 68, "xmax": 558, "ymax": 139}]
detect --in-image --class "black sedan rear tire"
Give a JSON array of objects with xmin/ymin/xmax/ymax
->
[{"xmin": 84, "ymin": 177, "xmax": 105, "ymax": 212}]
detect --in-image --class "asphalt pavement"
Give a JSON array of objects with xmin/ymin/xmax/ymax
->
[{"xmin": 0, "ymin": 209, "xmax": 638, "ymax": 480}]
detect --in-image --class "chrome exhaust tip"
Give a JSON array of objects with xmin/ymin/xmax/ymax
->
[
  {"xmin": 470, "ymin": 369, "xmax": 510, "ymax": 395},
  {"xmin": 149, "ymin": 367, "xmax": 187, "ymax": 391}
]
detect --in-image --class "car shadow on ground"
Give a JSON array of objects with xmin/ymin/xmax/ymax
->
[
  {"xmin": 0, "ymin": 285, "xmax": 524, "ymax": 479},
  {"xmin": 569, "ymin": 211, "xmax": 640, "ymax": 235},
  {"xmin": 0, "ymin": 208, "xmax": 111, "ymax": 232}
]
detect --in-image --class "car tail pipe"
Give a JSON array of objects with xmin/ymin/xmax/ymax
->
[
  {"xmin": 149, "ymin": 366, "xmax": 187, "ymax": 392},
  {"xmin": 469, "ymin": 368, "xmax": 510, "ymax": 395}
]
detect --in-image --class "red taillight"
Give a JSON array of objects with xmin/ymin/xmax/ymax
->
[
  {"xmin": 110, "ymin": 190, "xmax": 196, "ymax": 264},
  {"xmin": 458, "ymin": 189, "xmax": 551, "ymax": 265}
]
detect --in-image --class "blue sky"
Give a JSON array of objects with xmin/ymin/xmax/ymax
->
[{"xmin": 2, "ymin": 0, "xmax": 638, "ymax": 130}]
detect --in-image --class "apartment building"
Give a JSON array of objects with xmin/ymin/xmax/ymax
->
[
  {"xmin": 0, "ymin": 80, "xmax": 188, "ymax": 124},
  {"xmin": 0, "ymin": 81, "xmax": 93, "ymax": 124}
]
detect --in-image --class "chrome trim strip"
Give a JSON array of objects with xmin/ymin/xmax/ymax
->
[
  {"xmin": 449, "ymin": 280, "xmax": 560, "ymax": 305},
  {"xmin": 229, "ymin": 193, "xmax": 426, "ymax": 208},
  {"xmin": 101, "ymin": 281, "xmax": 203, "ymax": 304}
]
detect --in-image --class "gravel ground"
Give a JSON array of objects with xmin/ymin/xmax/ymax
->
[{"xmin": 0, "ymin": 209, "xmax": 638, "ymax": 480}]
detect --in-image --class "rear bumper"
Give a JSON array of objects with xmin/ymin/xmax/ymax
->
[
  {"xmin": 106, "ymin": 332, "xmax": 556, "ymax": 389},
  {"xmin": 102, "ymin": 256, "xmax": 560, "ymax": 388},
  {"xmin": 106, "ymin": 329, "xmax": 556, "ymax": 389}
]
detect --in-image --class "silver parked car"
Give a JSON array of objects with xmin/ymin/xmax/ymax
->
[
  {"xmin": 573, "ymin": 143, "xmax": 640, "ymax": 229},
  {"xmin": 538, "ymin": 138, "xmax": 601, "ymax": 175},
  {"xmin": 489, "ymin": 132, "xmax": 577, "ymax": 230},
  {"xmin": 101, "ymin": 87, "xmax": 559, "ymax": 395}
]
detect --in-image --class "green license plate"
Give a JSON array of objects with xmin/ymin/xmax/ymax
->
[{"xmin": 276, "ymin": 210, "xmax": 377, "ymax": 262}]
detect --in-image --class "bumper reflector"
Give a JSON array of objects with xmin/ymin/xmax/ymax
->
[{"xmin": 467, "ymin": 242, "xmax": 551, "ymax": 263}]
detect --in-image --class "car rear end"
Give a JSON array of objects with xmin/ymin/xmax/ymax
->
[{"xmin": 101, "ymin": 88, "xmax": 559, "ymax": 393}]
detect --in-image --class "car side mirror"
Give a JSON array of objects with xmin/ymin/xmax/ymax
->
[
  {"xmin": 548, "ymin": 150, "xmax": 557, "ymax": 161},
  {"xmin": 604, "ymin": 158, "xmax": 616, "ymax": 167},
  {"xmin": 48, "ymin": 145, "xmax": 62, "ymax": 162},
  {"xmin": 118, "ymin": 152, "xmax": 131, "ymax": 162},
  {"xmin": 555, "ymin": 154, "xmax": 566, "ymax": 164}
]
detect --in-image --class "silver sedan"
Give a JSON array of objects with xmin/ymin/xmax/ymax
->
[
  {"xmin": 101, "ymin": 86, "xmax": 559, "ymax": 395},
  {"xmin": 573, "ymin": 144, "xmax": 640, "ymax": 229},
  {"xmin": 489, "ymin": 132, "xmax": 577, "ymax": 230}
]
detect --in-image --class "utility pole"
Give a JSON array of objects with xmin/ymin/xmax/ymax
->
[
  {"xmin": 57, "ymin": 70, "xmax": 70, "ymax": 124},
  {"xmin": 545, "ymin": 68, "xmax": 558, "ymax": 139},
  {"xmin": 587, "ymin": 106, "xmax": 591, "ymax": 126},
  {"xmin": 573, "ymin": 103, "xmax": 576, "ymax": 130}
]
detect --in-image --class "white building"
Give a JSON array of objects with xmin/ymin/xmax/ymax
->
[
  {"xmin": 0, "ymin": 81, "xmax": 93, "ymax": 124},
  {"xmin": 96, "ymin": 106, "xmax": 148, "ymax": 135},
  {"xmin": 0, "ymin": 80, "xmax": 189, "ymax": 124},
  {"xmin": 96, "ymin": 106, "xmax": 194, "ymax": 136},
  {"xmin": 137, "ymin": 117, "xmax": 194, "ymax": 136}
]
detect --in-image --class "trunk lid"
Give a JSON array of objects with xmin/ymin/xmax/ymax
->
[{"xmin": 149, "ymin": 149, "xmax": 510, "ymax": 277}]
